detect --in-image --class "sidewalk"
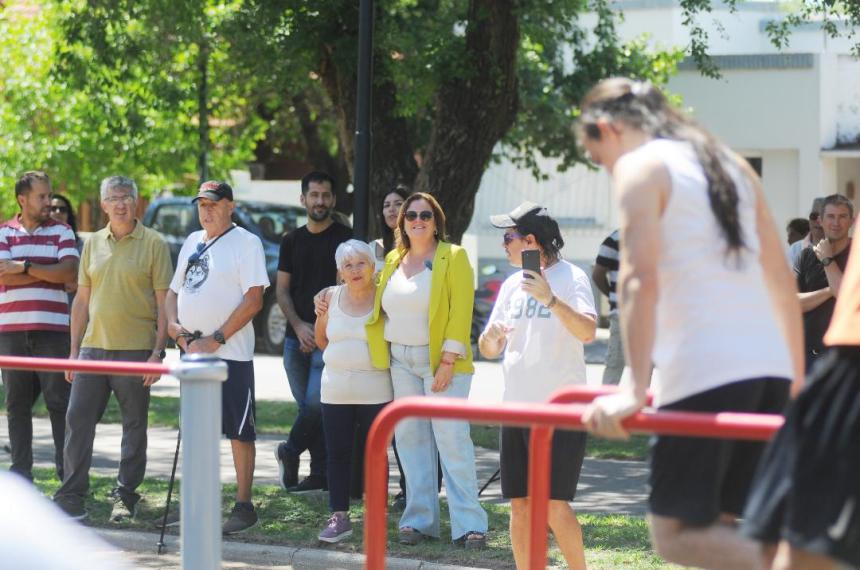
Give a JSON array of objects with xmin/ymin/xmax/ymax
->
[
  {"xmin": 95, "ymin": 528, "xmax": 492, "ymax": 569},
  {"xmin": 0, "ymin": 413, "xmax": 648, "ymax": 516}
]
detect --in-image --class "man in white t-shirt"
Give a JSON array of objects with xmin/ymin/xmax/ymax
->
[
  {"xmin": 478, "ymin": 201, "xmax": 596, "ymax": 570},
  {"xmin": 165, "ymin": 181, "xmax": 270, "ymax": 535}
]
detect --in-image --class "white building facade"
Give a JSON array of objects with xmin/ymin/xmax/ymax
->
[{"xmin": 467, "ymin": 0, "xmax": 860, "ymax": 266}]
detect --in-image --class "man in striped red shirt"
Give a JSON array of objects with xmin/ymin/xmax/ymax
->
[{"xmin": 0, "ymin": 171, "xmax": 79, "ymax": 482}]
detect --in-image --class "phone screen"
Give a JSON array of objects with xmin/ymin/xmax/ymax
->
[{"xmin": 521, "ymin": 249, "xmax": 540, "ymax": 278}]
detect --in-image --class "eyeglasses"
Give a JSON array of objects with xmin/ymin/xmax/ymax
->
[
  {"xmin": 503, "ymin": 232, "xmax": 523, "ymax": 245},
  {"xmin": 104, "ymin": 194, "xmax": 135, "ymax": 205},
  {"xmin": 404, "ymin": 210, "xmax": 433, "ymax": 222},
  {"xmin": 51, "ymin": 206, "xmax": 69, "ymax": 214}
]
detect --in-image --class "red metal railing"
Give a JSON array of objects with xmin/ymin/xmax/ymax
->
[
  {"xmin": 363, "ymin": 396, "xmax": 784, "ymax": 570},
  {"xmin": 0, "ymin": 355, "xmax": 169, "ymax": 376}
]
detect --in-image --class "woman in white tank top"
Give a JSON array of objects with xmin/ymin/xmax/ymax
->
[
  {"xmin": 313, "ymin": 240, "xmax": 392, "ymax": 544},
  {"xmin": 577, "ymin": 78, "xmax": 805, "ymax": 570}
]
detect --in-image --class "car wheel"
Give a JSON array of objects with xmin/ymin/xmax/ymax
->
[{"xmin": 258, "ymin": 294, "xmax": 286, "ymax": 354}]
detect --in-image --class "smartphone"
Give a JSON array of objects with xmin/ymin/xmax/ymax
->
[{"xmin": 521, "ymin": 249, "xmax": 541, "ymax": 278}]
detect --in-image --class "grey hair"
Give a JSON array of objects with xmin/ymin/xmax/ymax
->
[
  {"xmin": 822, "ymin": 193, "xmax": 855, "ymax": 218},
  {"xmin": 334, "ymin": 239, "xmax": 375, "ymax": 270},
  {"xmin": 100, "ymin": 175, "xmax": 138, "ymax": 200}
]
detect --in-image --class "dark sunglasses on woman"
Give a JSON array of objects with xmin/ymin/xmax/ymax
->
[
  {"xmin": 51, "ymin": 206, "xmax": 69, "ymax": 214},
  {"xmin": 404, "ymin": 210, "xmax": 433, "ymax": 222}
]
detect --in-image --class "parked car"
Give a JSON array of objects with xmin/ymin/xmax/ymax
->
[{"xmin": 143, "ymin": 197, "xmax": 306, "ymax": 354}]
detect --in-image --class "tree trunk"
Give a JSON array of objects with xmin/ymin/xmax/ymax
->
[
  {"xmin": 318, "ymin": 0, "xmax": 519, "ymax": 243},
  {"xmin": 319, "ymin": 49, "xmax": 418, "ymax": 239},
  {"xmin": 415, "ymin": 0, "xmax": 519, "ymax": 243},
  {"xmin": 291, "ymin": 91, "xmax": 352, "ymax": 212}
]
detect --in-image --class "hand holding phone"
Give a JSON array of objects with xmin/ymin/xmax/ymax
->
[{"xmin": 521, "ymin": 249, "xmax": 541, "ymax": 278}]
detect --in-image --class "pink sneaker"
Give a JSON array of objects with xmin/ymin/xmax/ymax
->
[{"xmin": 318, "ymin": 512, "xmax": 352, "ymax": 543}]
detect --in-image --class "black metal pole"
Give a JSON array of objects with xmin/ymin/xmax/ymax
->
[{"xmin": 353, "ymin": 0, "xmax": 374, "ymax": 241}]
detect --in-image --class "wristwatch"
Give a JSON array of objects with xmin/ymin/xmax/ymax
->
[
  {"xmin": 153, "ymin": 349, "xmax": 167, "ymax": 360},
  {"xmin": 213, "ymin": 330, "xmax": 226, "ymax": 345},
  {"xmin": 821, "ymin": 256, "xmax": 833, "ymax": 267},
  {"xmin": 22, "ymin": 260, "xmax": 31, "ymax": 274}
]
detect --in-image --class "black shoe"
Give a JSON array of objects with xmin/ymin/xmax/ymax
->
[
  {"xmin": 288, "ymin": 474, "xmax": 327, "ymax": 493},
  {"xmin": 109, "ymin": 488, "xmax": 141, "ymax": 522},
  {"xmin": 391, "ymin": 492, "xmax": 406, "ymax": 512},
  {"xmin": 55, "ymin": 495, "xmax": 88, "ymax": 521},
  {"xmin": 275, "ymin": 442, "xmax": 299, "ymax": 490},
  {"xmin": 222, "ymin": 502, "xmax": 258, "ymax": 535}
]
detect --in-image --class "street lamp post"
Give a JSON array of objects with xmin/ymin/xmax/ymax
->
[{"xmin": 353, "ymin": 0, "xmax": 374, "ymax": 241}]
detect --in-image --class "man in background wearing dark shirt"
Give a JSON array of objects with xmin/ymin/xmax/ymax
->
[
  {"xmin": 274, "ymin": 171, "xmax": 351, "ymax": 492},
  {"xmin": 795, "ymin": 193, "xmax": 854, "ymax": 370}
]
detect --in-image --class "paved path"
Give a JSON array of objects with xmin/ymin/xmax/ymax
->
[
  {"xmin": 1, "ymin": 329, "xmax": 650, "ymax": 513},
  {"xmin": 0, "ymin": 414, "xmax": 648, "ymax": 516}
]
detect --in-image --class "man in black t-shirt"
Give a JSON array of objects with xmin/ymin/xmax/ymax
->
[
  {"xmin": 274, "ymin": 171, "xmax": 351, "ymax": 492},
  {"xmin": 795, "ymin": 194, "xmax": 854, "ymax": 370}
]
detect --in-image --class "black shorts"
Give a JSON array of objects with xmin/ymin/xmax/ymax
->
[
  {"xmin": 222, "ymin": 360, "xmax": 256, "ymax": 442},
  {"xmin": 742, "ymin": 348, "xmax": 860, "ymax": 567},
  {"xmin": 649, "ymin": 377, "xmax": 789, "ymax": 526},
  {"xmin": 500, "ymin": 426, "xmax": 587, "ymax": 501}
]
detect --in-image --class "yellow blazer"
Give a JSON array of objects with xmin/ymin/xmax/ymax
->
[{"xmin": 366, "ymin": 241, "xmax": 475, "ymax": 375}]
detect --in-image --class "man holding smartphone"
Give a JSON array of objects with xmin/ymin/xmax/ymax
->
[
  {"xmin": 478, "ymin": 202, "xmax": 596, "ymax": 570},
  {"xmin": 794, "ymin": 194, "xmax": 854, "ymax": 370}
]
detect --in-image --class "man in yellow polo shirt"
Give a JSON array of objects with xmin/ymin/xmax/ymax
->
[{"xmin": 54, "ymin": 176, "xmax": 173, "ymax": 522}]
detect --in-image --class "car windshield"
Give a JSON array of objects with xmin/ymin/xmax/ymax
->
[{"xmin": 240, "ymin": 203, "xmax": 306, "ymax": 242}]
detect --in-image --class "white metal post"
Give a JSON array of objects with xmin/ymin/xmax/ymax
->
[{"xmin": 172, "ymin": 354, "xmax": 228, "ymax": 570}]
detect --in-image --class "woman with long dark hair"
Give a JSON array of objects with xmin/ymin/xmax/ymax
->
[
  {"xmin": 579, "ymin": 78, "xmax": 803, "ymax": 570},
  {"xmin": 374, "ymin": 184, "xmax": 409, "ymax": 266},
  {"xmin": 50, "ymin": 194, "xmax": 82, "ymax": 301}
]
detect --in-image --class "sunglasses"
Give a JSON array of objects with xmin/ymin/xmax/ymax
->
[
  {"xmin": 404, "ymin": 210, "xmax": 433, "ymax": 222},
  {"xmin": 503, "ymin": 232, "xmax": 523, "ymax": 245},
  {"xmin": 51, "ymin": 206, "xmax": 69, "ymax": 214},
  {"xmin": 809, "ymin": 212, "xmax": 819, "ymax": 221}
]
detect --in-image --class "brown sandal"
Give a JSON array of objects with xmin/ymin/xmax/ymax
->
[
  {"xmin": 398, "ymin": 527, "xmax": 424, "ymax": 545},
  {"xmin": 455, "ymin": 531, "xmax": 486, "ymax": 549}
]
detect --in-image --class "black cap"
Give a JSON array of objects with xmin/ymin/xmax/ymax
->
[
  {"xmin": 490, "ymin": 201, "xmax": 564, "ymax": 252},
  {"xmin": 192, "ymin": 180, "xmax": 233, "ymax": 203}
]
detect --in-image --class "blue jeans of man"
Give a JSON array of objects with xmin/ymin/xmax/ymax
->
[
  {"xmin": 390, "ymin": 343, "xmax": 488, "ymax": 540},
  {"xmin": 282, "ymin": 337, "xmax": 325, "ymax": 476}
]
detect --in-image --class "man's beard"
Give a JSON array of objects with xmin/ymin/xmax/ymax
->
[{"xmin": 308, "ymin": 206, "xmax": 331, "ymax": 222}]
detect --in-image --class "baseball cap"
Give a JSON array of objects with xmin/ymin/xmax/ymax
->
[
  {"xmin": 192, "ymin": 180, "xmax": 233, "ymax": 203},
  {"xmin": 490, "ymin": 201, "xmax": 564, "ymax": 251},
  {"xmin": 489, "ymin": 201, "xmax": 545, "ymax": 228}
]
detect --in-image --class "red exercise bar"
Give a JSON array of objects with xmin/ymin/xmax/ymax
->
[
  {"xmin": 0, "ymin": 355, "xmax": 170, "ymax": 376},
  {"xmin": 526, "ymin": 384, "xmax": 652, "ymax": 570},
  {"xmin": 363, "ymin": 396, "xmax": 783, "ymax": 569}
]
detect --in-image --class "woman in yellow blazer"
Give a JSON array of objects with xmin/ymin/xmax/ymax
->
[{"xmin": 366, "ymin": 192, "xmax": 488, "ymax": 548}]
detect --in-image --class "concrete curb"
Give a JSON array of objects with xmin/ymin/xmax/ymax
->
[{"xmin": 95, "ymin": 528, "xmax": 491, "ymax": 570}]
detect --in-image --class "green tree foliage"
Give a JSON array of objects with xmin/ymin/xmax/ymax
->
[{"xmin": 4, "ymin": 1, "xmax": 853, "ymax": 235}]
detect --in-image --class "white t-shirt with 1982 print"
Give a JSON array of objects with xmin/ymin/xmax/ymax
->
[{"xmin": 484, "ymin": 259, "xmax": 597, "ymax": 403}]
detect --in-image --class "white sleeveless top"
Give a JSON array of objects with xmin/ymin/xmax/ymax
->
[
  {"xmin": 321, "ymin": 286, "xmax": 393, "ymax": 405},
  {"xmin": 382, "ymin": 266, "xmax": 432, "ymax": 346},
  {"xmin": 637, "ymin": 139, "xmax": 792, "ymax": 406}
]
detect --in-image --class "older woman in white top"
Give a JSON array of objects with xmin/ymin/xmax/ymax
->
[{"xmin": 314, "ymin": 240, "xmax": 392, "ymax": 544}]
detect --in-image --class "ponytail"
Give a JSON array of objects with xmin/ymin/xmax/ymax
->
[{"xmin": 580, "ymin": 78, "xmax": 746, "ymax": 254}]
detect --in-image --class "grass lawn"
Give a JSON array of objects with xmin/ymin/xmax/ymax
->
[
  {"xmin": 26, "ymin": 467, "xmax": 679, "ymax": 569},
  {"xmin": 0, "ymin": 387, "xmax": 649, "ymax": 461}
]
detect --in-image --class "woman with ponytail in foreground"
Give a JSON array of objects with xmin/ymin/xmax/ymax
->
[{"xmin": 579, "ymin": 78, "xmax": 804, "ymax": 570}]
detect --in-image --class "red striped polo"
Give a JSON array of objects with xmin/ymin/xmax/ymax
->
[{"xmin": 0, "ymin": 216, "xmax": 79, "ymax": 332}]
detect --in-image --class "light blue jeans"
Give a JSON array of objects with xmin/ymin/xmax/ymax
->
[{"xmin": 390, "ymin": 343, "xmax": 488, "ymax": 540}]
